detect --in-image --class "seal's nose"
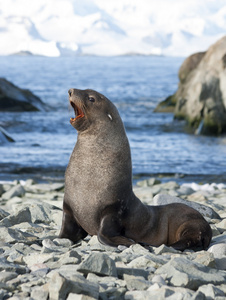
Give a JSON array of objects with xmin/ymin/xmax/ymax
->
[{"xmin": 68, "ymin": 89, "xmax": 73, "ymax": 97}]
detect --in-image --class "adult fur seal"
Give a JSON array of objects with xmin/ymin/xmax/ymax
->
[{"xmin": 59, "ymin": 88, "xmax": 212, "ymax": 251}]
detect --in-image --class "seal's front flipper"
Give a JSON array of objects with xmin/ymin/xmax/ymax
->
[
  {"xmin": 59, "ymin": 211, "xmax": 88, "ymax": 243},
  {"xmin": 97, "ymin": 214, "xmax": 135, "ymax": 247}
]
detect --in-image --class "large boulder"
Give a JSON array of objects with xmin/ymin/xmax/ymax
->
[
  {"xmin": 0, "ymin": 78, "xmax": 48, "ymax": 111},
  {"xmin": 174, "ymin": 36, "xmax": 226, "ymax": 135}
]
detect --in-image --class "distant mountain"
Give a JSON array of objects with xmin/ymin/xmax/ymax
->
[{"xmin": 0, "ymin": 0, "xmax": 225, "ymax": 57}]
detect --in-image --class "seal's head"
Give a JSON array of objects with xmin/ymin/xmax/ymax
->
[{"xmin": 68, "ymin": 88, "xmax": 118, "ymax": 132}]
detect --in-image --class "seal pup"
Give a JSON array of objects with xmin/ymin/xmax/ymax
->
[{"xmin": 59, "ymin": 88, "xmax": 212, "ymax": 251}]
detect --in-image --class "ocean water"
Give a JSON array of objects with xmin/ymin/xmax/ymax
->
[{"xmin": 0, "ymin": 55, "xmax": 226, "ymax": 183}]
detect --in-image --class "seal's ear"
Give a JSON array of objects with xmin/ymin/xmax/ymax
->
[{"xmin": 107, "ymin": 114, "xmax": 113, "ymax": 121}]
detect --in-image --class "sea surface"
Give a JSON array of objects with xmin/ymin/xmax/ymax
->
[{"xmin": 0, "ymin": 55, "xmax": 226, "ymax": 184}]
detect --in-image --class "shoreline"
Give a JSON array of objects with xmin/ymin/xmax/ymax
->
[{"xmin": 1, "ymin": 170, "xmax": 226, "ymax": 186}]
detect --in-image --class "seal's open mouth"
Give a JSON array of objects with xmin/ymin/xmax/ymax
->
[{"xmin": 70, "ymin": 101, "xmax": 84, "ymax": 123}]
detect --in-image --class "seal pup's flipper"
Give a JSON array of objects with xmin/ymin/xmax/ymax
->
[{"xmin": 97, "ymin": 214, "xmax": 135, "ymax": 247}]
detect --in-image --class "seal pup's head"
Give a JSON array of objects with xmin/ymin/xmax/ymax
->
[{"xmin": 68, "ymin": 88, "xmax": 121, "ymax": 132}]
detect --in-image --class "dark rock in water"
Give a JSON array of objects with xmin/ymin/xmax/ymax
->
[
  {"xmin": 156, "ymin": 36, "xmax": 226, "ymax": 135},
  {"xmin": 174, "ymin": 36, "xmax": 226, "ymax": 135},
  {"xmin": 0, "ymin": 126, "xmax": 15, "ymax": 143},
  {"xmin": 0, "ymin": 78, "xmax": 48, "ymax": 112},
  {"xmin": 10, "ymin": 51, "xmax": 34, "ymax": 56},
  {"xmin": 154, "ymin": 94, "xmax": 177, "ymax": 113},
  {"xmin": 178, "ymin": 52, "xmax": 206, "ymax": 83}
]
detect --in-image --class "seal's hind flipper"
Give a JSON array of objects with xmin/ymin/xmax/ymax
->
[{"xmin": 97, "ymin": 214, "xmax": 135, "ymax": 247}]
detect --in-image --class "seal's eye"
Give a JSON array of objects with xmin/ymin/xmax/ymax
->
[{"xmin": 88, "ymin": 97, "xmax": 95, "ymax": 102}]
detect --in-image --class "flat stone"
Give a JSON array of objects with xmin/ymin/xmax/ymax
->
[
  {"xmin": 42, "ymin": 238, "xmax": 60, "ymax": 250},
  {"xmin": 153, "ymin": 194, "xmax": 220, "ymax": 219},
  {"xmin": 12, "ymin": 222, "xmax": 44, "ymax": 237},
  {"xmin": 87, "ymin": 273, "xmax": 126, "ymax": 290},
  {"xmin": 127, "ymin": 253, "xmax": 168, "ymax": 269},
  {"xmin": 19, "ymin": 277, "xmax": 46, "ymax": 293},
  {"xmin": 177, "ymin": 185, "xmax": 195, "ymax": 196},
  {"xmin": 6, "ymin": 249, "xmax": 25, "ymax": 265},
  {"xmin": 0, "ymin": 258, "xmax": 28, "ymax": 274},
  {"xmin": 53, "ymin": 238, "xmax": 73, "ymax": 248},
  {"xmin": 0, "ymin": 207, "xmax": 32, "ymax": 227},
  {"xmin": 4, "ymin": 196, "xmax": 23, "ymax": 212},
  {"xmin": 136, "ymin": 178, "xmax": 161, "ymax": 187},
  {"xmin": 0, "ymin": 227, "xmax": 37, "ymax": 244},
  {"xmin": 152, "ymin": 275, "xmax": 167, "ymax": 286},
  {"xmin": 153, "ymin": 244, "xmax": 180, "ymax": 255},
  {"xmin": 117, "ymin": 267, "xmax": 150, "ymax": 280},
  {"xmin": 88, "ymin": 235, "xmax": 119, "ymax": 252},
  {"xmin": 23, "ymin": 253, "xmax": 55, "ymax": 268},
  {"xmin": 67, "ymin": 294, "xmax": 97, "ymax": 300},
  {"xmin": 1, "ymin": 184, "xmax": 25, "ymax": 200},
  {"xmin": 0, "ymin": 271, "xmax": 18, "ymax": 283},
  {"xmin": 121, "ymin": 244, "xmax": 152, "ymax": 256},
  {"xmin": 125, "ymin": 285, "xmax": 175, "ymax": 300},
  {"xmin": 216, "ymin": 219, "xmax": 226, "ymax": 230},
  {"xmin": 10, "ymin": 201, "xmax": 62, "ymax": 225},
  {"xmin": 160, "ymin": 181, "xmax": 180, "ymax": 190},
  {"xmin": 54, "ymin": 266, "xmax": 85, "ymax": 282},
  {"xmin": 208, "ymin": 243, "xmax": 226, "ymax": 269},
  {"xmin": 197, "ymin": 284, "xmax": 225, "ymax": 299},
  {"xmin": 133, "ymin": 187, "xmax": 154, "ymax": 202},
  {"xmin": 77, "ymin": 252, "xmax": 117, "ymax": 277},
  {"xmin": 48, "ymin": 272, "xmax": 99, "ymax": 300},
  {"xmin": 189, "ymin": 251, "xmax": 216, "ymax": 268},
  {"xmin": 24, "ymin": 179, "xmax": 36, "ymax": 186},
  {"xmin": 49, "ymin": 250, "xmax": 81, "ymax": 269},
  {"xmin": 187, "ymin": 192, "xmax": 208, "ymax": 203},
  {"xmin": 0, "ymin": 208, "xmax": 9, "ymax": 220},
  {"xmin": 210, "ymin": 233, "xmax": 226, "ymax": 245},
  {"xmin": 28, "ymin": 203, "xmax": 54, "ymax": 224},
  {"xmin": 125, "ymin": 276, "xmax": 151, "ymax": 291},
  {"xmin": 210, "ymin": 224, "xmax": 221, "ymax": 236},
  {"xmin": 155, "ymin": 257, "xmax": 226, "ymax": 290},
  {"xmin": 208, "ymin": 243, "xmax": 226, "ymax": 258},
  {"xmin": 30, "ymin": 263, "xmax": 50, "ymax": 276},
  {"xmin": 101, "ymin": 286, "xmax": 126, "ymax": 299},
  {"xmin": 30, "ymin": 284, "xmax": 49, "ymax": 300},
  {"xmin": 190, "ymin": 291, "xmax": 206, "ymax": 300},
  {"xmin": 24, "ymin": 183, "xmax": 64, "ymax": 193},
  {"xmin": 168, "ymin": 189, "xmax": 180, "ymax": 197}
]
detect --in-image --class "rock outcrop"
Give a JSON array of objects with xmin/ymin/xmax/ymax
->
[
  {"xmin": 0, "ymin": 78, "xmax": 48, "ymax": 112},
  {"xmin": 156, "ymin": 36, "xmax": 226, "ymax": 135},
  {"xmin": 174, "ymin": 36, "xmax": 226, "ymax": 135}
]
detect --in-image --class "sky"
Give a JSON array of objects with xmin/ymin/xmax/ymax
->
[{"xmin": 0, "ymin": 0, "xmax": 225, "ymax": 56}]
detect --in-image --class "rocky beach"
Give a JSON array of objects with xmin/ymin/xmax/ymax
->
[
  {"xmin": 1, "ymin": 34, "xmax": 226, "ymax": 300},
  {"xmin": 0, "ymin": 178, "xmax": 226, "ymax": 299}
]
